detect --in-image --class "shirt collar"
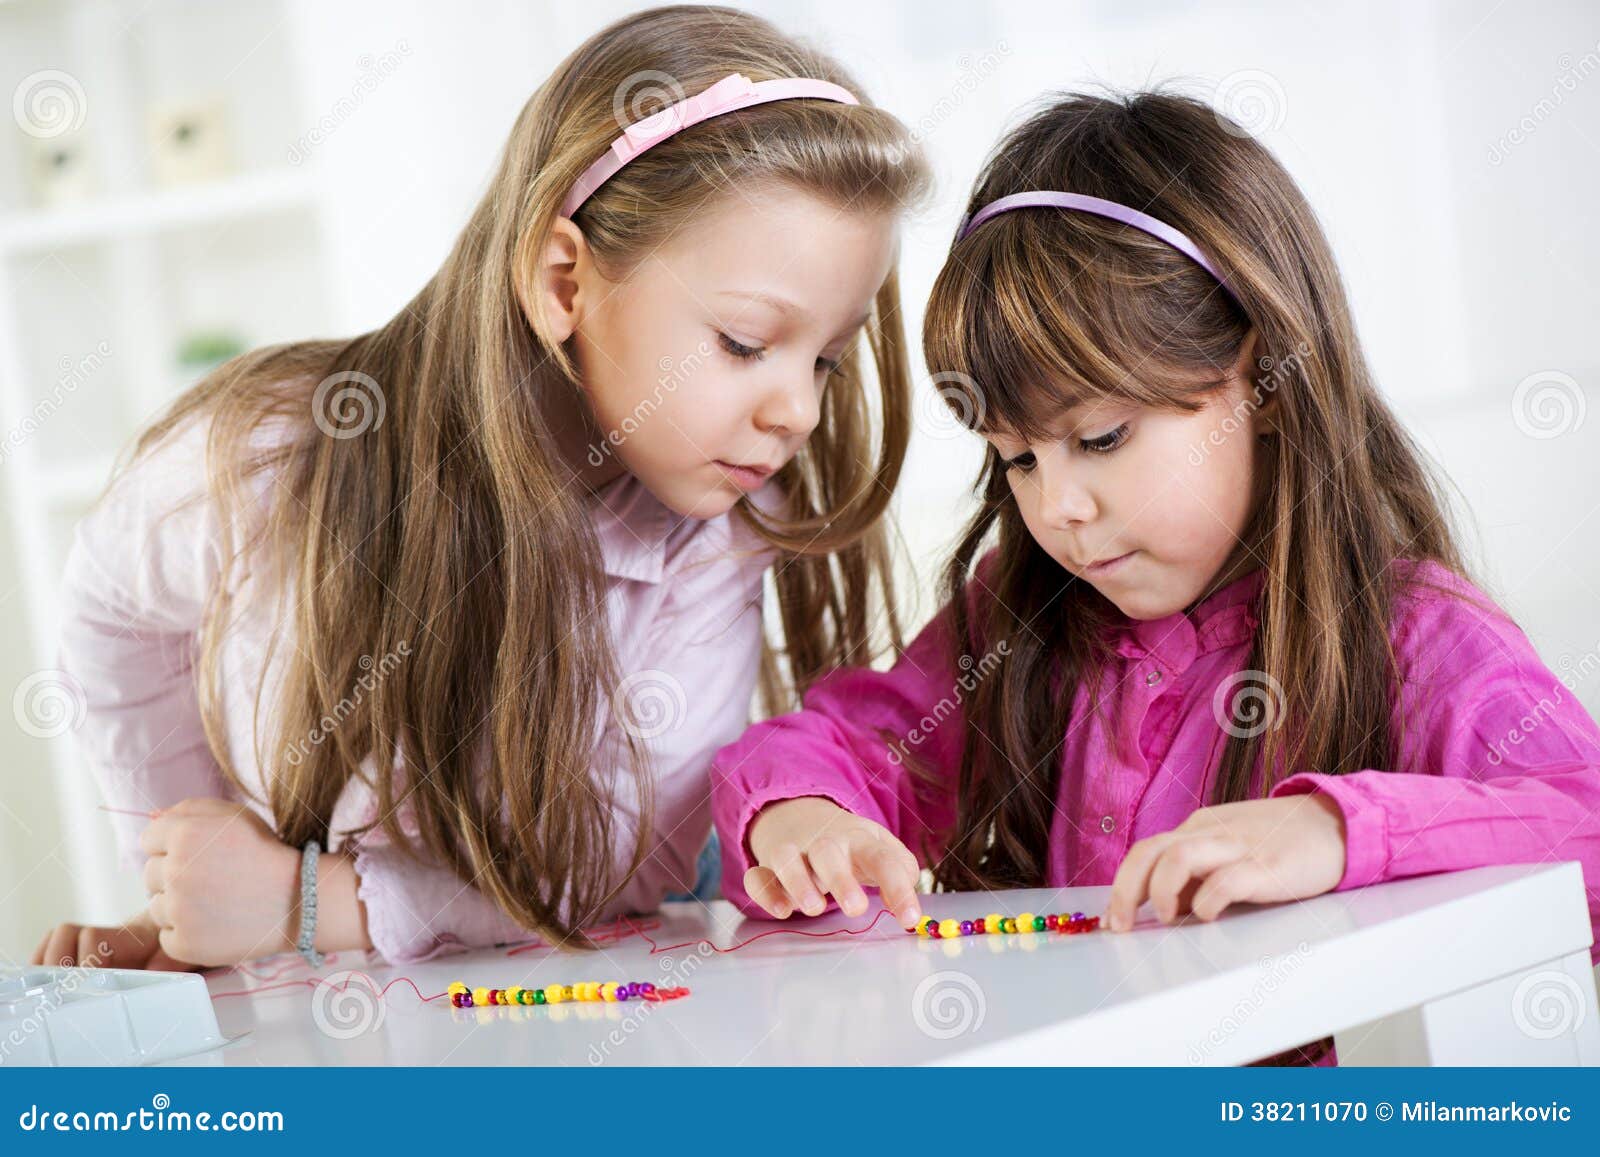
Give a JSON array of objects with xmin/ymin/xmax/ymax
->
[
  {"xmin": 1113, "ymin": 565, "xmax": 1265, "ymax": 667},
  {"xmin": 587, "ymin": 473, "xmax": 675, "ymax": 585}
]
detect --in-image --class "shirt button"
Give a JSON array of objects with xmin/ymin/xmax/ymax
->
[
  {"xmin": 1145, "ymin": 669, "xmax": 1163, "ymax": 685},
  {"xmin": 1100, "ymin": 814, "xmax": 1116, "ymax": 833}
]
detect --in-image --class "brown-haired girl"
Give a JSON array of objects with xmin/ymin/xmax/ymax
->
[
  {"xmin": 712, "ymin": 91, "xmax": 1600, "ymax": 1057},
  {"xmin": 33, "ymin": 5, "xmax": 931, "ymax": 971}
]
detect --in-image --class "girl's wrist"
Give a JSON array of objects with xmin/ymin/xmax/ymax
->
[{"xmin": 302, "ymin": 850, "xmax": 373, "ymax": 955}]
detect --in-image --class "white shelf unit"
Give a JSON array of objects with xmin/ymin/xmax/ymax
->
[{"xmin": 0, "ymin": 0, "xmax": 343, "ymax": 921}]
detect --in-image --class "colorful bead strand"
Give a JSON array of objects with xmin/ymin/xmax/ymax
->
[
  {"xmin": 445, "ymin": 980, "xmax": 688, "ymax": 1008},
  {"xmin": 911, "ymin": 911, "xmax": 1101, "ymax": 939}
]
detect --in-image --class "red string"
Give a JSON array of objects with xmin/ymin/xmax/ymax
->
[
  {"xmin": 203, "ymin": 908, "xmax": 903, "ymax": 1006},
  {"xmin": 211, "ymin": 971, "xmax": 448, "ymax": 1004},
  {"xmin": 616, "ymin": 907, "xmax": 903, "ymax": 955}
]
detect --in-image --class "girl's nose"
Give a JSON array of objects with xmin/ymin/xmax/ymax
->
[
  {"xmin": 1033, "ymin": 452, "xmax": 1098, "ymax": 527},
  {"xmin": 755, "ymin": 370, "xmax": 822, "ymax": 439}
]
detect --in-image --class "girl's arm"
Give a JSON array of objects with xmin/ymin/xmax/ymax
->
[
  {"xmin": 57, "ymin": 418, "xmax": 239, "ymax": 878},
  {"xmin": 710, "ymin": 573, "xmax": 985, "ymax": 919},
  {"xmin": 1269, "ymin": 575, "xmax": 1600, "ymax": 900}
]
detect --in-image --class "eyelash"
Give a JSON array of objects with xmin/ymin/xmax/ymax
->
[
  {"xmin": 1001, "ymin": 423, "xmax": 1131, "ymax": 470},
  {"xmin": 718, "ymin": 331, "xmax": 843, "ymax": 376},
  {"xmin": 719, "ymin": 332, "xmax": 766, "ymax": 362}
]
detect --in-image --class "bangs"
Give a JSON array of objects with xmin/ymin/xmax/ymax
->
[{"xmin": 924, "ymin": 209, "xmax": 1247, "ymax": 442}]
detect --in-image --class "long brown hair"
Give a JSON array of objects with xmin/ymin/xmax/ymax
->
[
  {"xmin": 921, "ymin": 90, "xmax": 1465, "ymax": 891},
  {"xmin": 117, "ymin": 6, "xmax": 931, "ymax": 945}
]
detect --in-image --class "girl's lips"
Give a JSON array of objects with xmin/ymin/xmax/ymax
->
[
  {"xmin": 714, "ymin": 460, "xmax": 774, "ymax": 491},
  {"xmin": 1082, "ymin": 550, "xmax": 1137, "ymax": 576}
]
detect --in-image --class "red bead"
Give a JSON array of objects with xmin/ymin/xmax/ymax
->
[
  {"xmin": 973, "ymin": 919, "xmax": 985, "ymax": 935},
  {"xmin": 1046, "ymin": 914, "xmax": 1059, "ymax": 930}
]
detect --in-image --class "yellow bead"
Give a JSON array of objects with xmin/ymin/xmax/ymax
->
[
  {"xmin": 582, "ymin": 982, "xmax": 599, "ymax": 1002},
  {"xmin": 448, "ymin": 981, "xmax": 467, "ymax": 996},
  {"xmin": 1017, "ymin": 912, "xmax": 1036, "ymax": 932},
  {"xmin": 938, "ymin": 919, "xmax": 960, "ymax": 939},
  {"xmin": 545, "ymin": 985, "xmax": 564, "ymax": 1004},
  {"xmin": 506, "ymin": 987, "xmax": 523, "ymax": 1004},
  {"xmin": 985, "ymin": 913, "xmax": 1003, "ymax": 934},
  {"xmin": 601, "ymin": 982, "xmax": 618, "ymax": 1002},
  {"xmin": 915, "ymin": 920, "xmax": 930, "ymax": 937},
  {"xmin": 472, "ymin": 986, "xmax": 490, "ymax": 1007}
]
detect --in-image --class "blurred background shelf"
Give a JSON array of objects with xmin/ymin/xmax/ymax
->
[{"xmin": 0, "ymin": 0, "xmax": 343, "ymax": 935}]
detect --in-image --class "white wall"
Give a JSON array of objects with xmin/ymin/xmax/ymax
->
[{"xmin": 2, "ymin": 0, "xmax": 1596, "ymax": 959}]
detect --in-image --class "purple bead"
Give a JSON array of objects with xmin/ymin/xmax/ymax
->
[
  {"xmin": 616, "ymin": 987, "xmax": 630, "ymax": 1001},
  {"xmin": 1072, "ymin": 911, "xmax": 1084, "ymax": 921},
  {"xmin": 640, "ymin": 982, "xmax": 655, "ymax": 994},
  {"xmin": 959, "ymin": 921, "xmax": 974, "ymax": 936}
]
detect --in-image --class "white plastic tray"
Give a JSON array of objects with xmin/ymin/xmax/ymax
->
[{"xmin": 0, "ymin": 966, "xmax": 226, "ymax": 1066}]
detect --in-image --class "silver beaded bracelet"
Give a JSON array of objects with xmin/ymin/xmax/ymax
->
[{"xmin": 296, "ymin": 838, "xmax": 325, "ymax": 969}]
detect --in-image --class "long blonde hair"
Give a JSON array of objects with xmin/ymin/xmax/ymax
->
[
  {"xmin": 921, "ymin": 91, "xmax": 1464, "ymax": 891},
  {"xmin": 120, "ymin": 5, "xmax": 931, "ymax": 945}
]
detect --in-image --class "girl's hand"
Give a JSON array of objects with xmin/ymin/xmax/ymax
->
[
  {"xmin": 30, "ymin": 908, "xmax": 201, "ymax": 973},
  {"xmin": 744, "ymin": 795, "xmax": 924, "ymax": 929},
  {"xmin": 139, "ymin": 797, "xmax": 302, "ymax": 967},
  {"xmin": 1105, "ymin": 794, "xmax": 1348, "ymax": 932}
]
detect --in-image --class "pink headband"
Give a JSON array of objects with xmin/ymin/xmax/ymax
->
[
  {"xmin": 561, "ymin": 72, "xmax": 860, "ymax": 219},
  {"xmin": 955, "ymin": 190, "xmax": 1240, "ymax": 306}
]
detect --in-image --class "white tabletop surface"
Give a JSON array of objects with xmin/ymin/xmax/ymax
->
[{"xmin": 172, "ymin": 861, "xmax": 1597, "ymax": 1066}]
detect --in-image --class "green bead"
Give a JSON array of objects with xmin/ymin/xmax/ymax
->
[
  {"xmin": 1033, "ymin": 915, "xmax": 1046, "ymax": 932},
  {"xmin": 1001, "ymin": 918, "xmax": 1015, "ymax": 933},
  {"xmin": 533, "ymin": 989, "xmax": 546, "ymax": 1004}
]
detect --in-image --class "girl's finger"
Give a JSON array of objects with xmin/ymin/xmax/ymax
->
[
  {"xmin": 147, "ymin": 946, "xmax": 197, "ymax": 973},
  {"xmin": 141, "ymin": 854, "xmax": 165, "ymax": 897},
  {"xmin": 31, "ymin": 929, "xmax": 50, "ymax": 966},
  {"xmin": 1190, "ymin": 860, "xmax": 1262, "ymax": 922},
  {"xmin": 742, "ymin": 866, "xmax": 793, "ymax": 919},
  {"xmin": 137, "ymin": 814, "xmax": 172, "ymax": 857},
  {"xmin": 767, "ymin": 843, "xmax": 825, "ymax": 916},
  {"xmin": 1105, "ymin": 831, "xmax": 1179, "ymax": 931},
  {"xmin": 806, "ymin": 837, "xmax": 868, "ymax": 916},
  {"xmin": 44, "ymin": 924, "xmax": 79, "ymax": 968},
  {"xmin": 76, "ymin": 925, "xmax": 108, "ymax": 969},
  {"xmin": 147, "ymin": 892, "xmax": 172, "ymax": 931},
  {"xmin": 858, "ymin": 843, "xmax": 922, "ymax": 928},
  {"xmin": 1146, "ymin": 836, "xmax": 1240, "ymax": 923}
]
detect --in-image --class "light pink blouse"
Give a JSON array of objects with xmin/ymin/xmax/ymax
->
[{"xmin": 57, "ymin": 412, "xmax": 778, "ymax": 963}]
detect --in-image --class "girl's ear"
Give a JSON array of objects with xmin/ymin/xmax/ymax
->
[
  {"xmin": 517, "ymin": 217, "xmax": 590, "ymax": 343},
  {"xmin": 1236, "ymin": 330, "xmax": 1279, "ymax": 431}
]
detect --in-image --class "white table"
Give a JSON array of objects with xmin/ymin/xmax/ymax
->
[{"xmin": 174, "ymin": 861, "xmax": 1600, "ymax": 1066}]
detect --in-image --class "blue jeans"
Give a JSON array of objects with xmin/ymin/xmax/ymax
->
[{"xmin": 663, "ymin": 829, "xmax": 721, "ymax": 903}]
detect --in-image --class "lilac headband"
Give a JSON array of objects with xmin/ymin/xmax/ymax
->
[
  {"xmin": 955, "ymin": 190, "xmax": 1239, "ymax": 305},
  {"xmin": 561, "ymin": 72, "xmax": 859, "ymax": 218}
]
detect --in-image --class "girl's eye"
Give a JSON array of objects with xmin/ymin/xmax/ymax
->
[
  {"xmin": 1001, "ymin": 449, "xmax": 1036, "ymax": 472},
  {"xmin": 718, "ymin": 332, "xmax": 766, "ymax": 362},
  {"xmin": 1079, "ymin": 423, "xmax": 1130, "ymax": 454}
]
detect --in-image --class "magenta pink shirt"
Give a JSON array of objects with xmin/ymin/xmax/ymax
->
[
  {"xmin": 711, "ymin": 555, "xmax": 1600, "ymax": 1062},
  {"xmin": 58, "ymin": 413, "xmax": 778, "ymax": 964}
]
